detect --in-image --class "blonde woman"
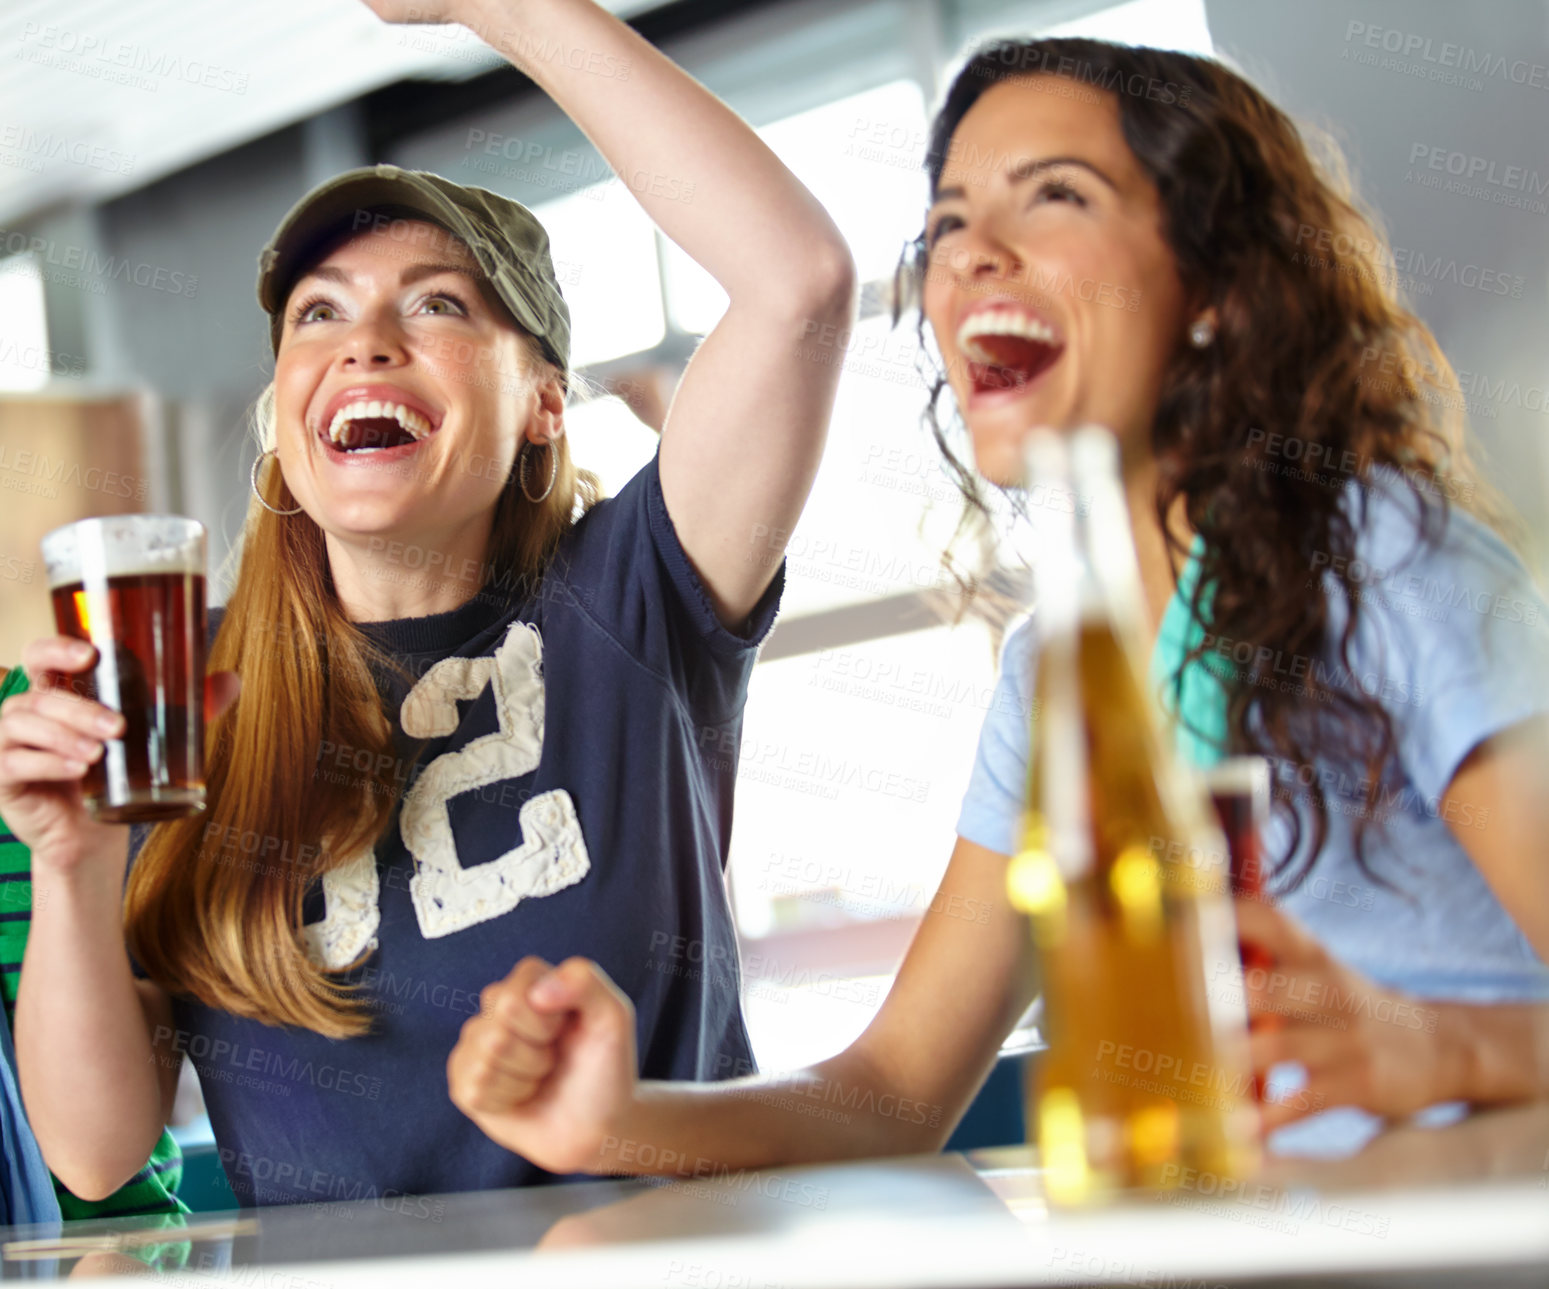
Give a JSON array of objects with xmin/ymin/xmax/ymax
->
[{"xmin": 0, "ymin": 0, "xmax": 854, "ymax": 1207}]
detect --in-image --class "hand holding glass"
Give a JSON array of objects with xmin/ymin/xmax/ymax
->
[{"xmin": 39, "ymin": 516, "xmax": 207, "ymax": 823}]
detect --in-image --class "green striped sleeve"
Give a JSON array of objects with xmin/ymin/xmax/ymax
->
[
  {"xmin": 0, "ymin": 666, "xmax": 31, "ymax": 1031},
  {"xmin": 0, "ymin": 665, "xmax": 188, "ymax": 1220},
  {"xmin": 56, "ymin": 1130, "xmax": 186, "ymax": 1220}
]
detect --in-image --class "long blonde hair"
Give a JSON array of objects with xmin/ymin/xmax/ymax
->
[{"xmin": 126, "ymin": 359, "xmax": 600, "ymax": 1037}]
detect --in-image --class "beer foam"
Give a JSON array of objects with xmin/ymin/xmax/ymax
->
[{"xmin": 41, "ymin": 515, "xmax": 204, "ymax": 587}]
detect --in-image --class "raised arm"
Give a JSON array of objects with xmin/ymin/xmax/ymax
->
[
  {"xmin": 365, "ymin": 0, "xmax": 858, "ymax": 626},
  {"xmin": 447, "ymin": 837, "xmax": 1036, "ymax": 1174}
]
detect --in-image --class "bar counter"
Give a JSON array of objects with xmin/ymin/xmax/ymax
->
[{"xmin": 6, "ymin": 1102, "xmax": 1546, "ymax": 1286}]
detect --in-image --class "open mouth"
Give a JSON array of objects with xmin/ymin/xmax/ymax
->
[
  {"xmin": 957, "ymin": 311, "xmax": 1065, "ymax": 399},
  {"xmin": 323, "ymin": 400, "xmax": 436, "ymax": 454}
]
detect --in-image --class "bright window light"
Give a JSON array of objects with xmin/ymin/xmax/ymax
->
[
  {"xmin": 776, "ymin": 312, "xmax": 967, "ymax": 618},
  {"xmin": 530, "ymin": 182, "xmax": 665, "ymax": 369},
  {"xmin": 0, "ymin": 255, "xmax": 50, "ymax": 393},
  {"xmin": 662, "ymin": 78, "xmax": 930, "ymax": 334},
  {"xmin": 564, "ymin": 393, "xmax": 659, "ymax": 498},
  {"xmin": 761, "ymin": 78, "xmax": 930, "ymax": 285},
  {"xmin": 728, "ymin": 621, "xmax": 1001, "ymax": 939},
  {"xmin": 654, "ymin": 82, "xmax": 957, "ymax": 619},
  {"xmin": 742, "ymin": 971, "xmax": 894, "ymax": 1070},
  {"xmin": 1047, "ymin": 0, "xmax": 1215, "ymax": 55},
  {"xmin": 659, "ymin": 234, "xmax": 726, "ymax": 338}
]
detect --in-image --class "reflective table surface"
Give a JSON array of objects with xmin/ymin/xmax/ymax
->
[{"xmin": 5, "ymin": 1102, "xmax": 1546, "ymax": 1286}]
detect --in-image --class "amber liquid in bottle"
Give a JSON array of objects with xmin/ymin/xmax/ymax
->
[{"xmin": 1006, "ymin": 429, "xmax": 1258, "ymax": 1205}]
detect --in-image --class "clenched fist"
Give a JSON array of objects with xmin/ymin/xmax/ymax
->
[{"xmin": 448, "ymin": 956, "xmax": 638, "ymax": 1174}]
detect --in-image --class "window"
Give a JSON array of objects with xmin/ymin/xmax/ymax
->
[
  {"xmin": 530, "ymin": 182, "xmax": 666, "ymax": 369},
  {"xmin": 729, "ymin": 622, "xmax": 1002, "ymax": 939},
  {"xmin": 660, "ymin": 78, "xmax": 930, "ymax": 336},
  {"xmin": 774, "ymin": 311, "xmax": 968, "ymax": 619},
  {"xmin": 0, "ymin": 255, "xmax": 50, "ymax": 393},
  {"xmin": 1045, "ymin": 0, "xmax": 1213, "ymax": 53},
  {"xmin": 564, "ymin": 393, "xmax": 659, "ymax": 497},
  {"xmin": 949, "ymin": 0, "xmax": 1213, "ymax": 55},
  {"xmin": 658, "ymin": 80, "xmax": 953, "ymax": 620}
]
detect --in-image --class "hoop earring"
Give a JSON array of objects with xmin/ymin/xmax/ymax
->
[
  {"xmin": 519, "ymin": 440, "xmax": 558, "ymax": 504},
  {"xmin": 250, "ymin": 450, "xmax": 304, "ymax": 516}
]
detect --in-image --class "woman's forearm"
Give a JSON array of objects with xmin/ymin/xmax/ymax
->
[
  {"xmin": 1441, "ymin": 999, "xmax": 1549, "ymax": 1105},
  {"xmin": 598, "ymin": 1050, "xmax": 951, "ymax": 1177},
  {"xmin": 461, "ymin": 0, "xmax": 851, "ymax": 303},
  {"xmin": 16, "ymin": 842, "xmax": 170, "ymax": 1201}
]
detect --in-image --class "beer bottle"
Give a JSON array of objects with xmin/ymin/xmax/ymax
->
[{"xmin": 1006, "ymin": 427, "xmax": 1258, "ymax": 1205}]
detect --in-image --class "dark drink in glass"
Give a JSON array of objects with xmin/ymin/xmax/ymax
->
[
  {"xmin": 40, "ymin": 517, "xmax": 207, "ymax": 823},
  {"xmin": 1203, "ymin": 758, "xmax": 1278, "ymax": 1095},
  {"xmin": 1203, "ymin": 758, "xmax": 1270, "ymax": 901}
]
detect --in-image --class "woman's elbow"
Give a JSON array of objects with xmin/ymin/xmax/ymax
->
[
  {"xmin": 48, "ymin": 1158, "xmax": 134, "ymax": 1204},
  {"xmin": 37, "ymin": 1133, "xmax": 146, "ymax": 1203},
  {"xmin": 777, "ymin": 238, "xmax": 859, "ymax": 326},
  {"xmin": 813, "ymin": 239, "xmax": 860, "ymax": 309}
]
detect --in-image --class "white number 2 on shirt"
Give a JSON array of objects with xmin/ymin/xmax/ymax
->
[{"xmin": 304, "ymin": 622, "xmax": 592, "ymax": 964}]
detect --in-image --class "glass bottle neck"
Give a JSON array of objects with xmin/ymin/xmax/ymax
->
[{"xmin": 1024, "ymin": 429, "xmax": 1145, "ymax": 654}]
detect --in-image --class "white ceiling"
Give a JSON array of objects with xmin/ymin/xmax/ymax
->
[{"xmin": 0, "ymin": 0, "xmax": 656, "ymax": 228}]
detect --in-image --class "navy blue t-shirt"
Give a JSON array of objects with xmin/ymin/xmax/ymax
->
[{"xmin": 153, "ymin": 455, "xmax": 778, "ymax": 1206}]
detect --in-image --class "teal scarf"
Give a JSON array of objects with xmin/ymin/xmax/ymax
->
[{"xmin": 1150, "ymin": 538, "xmax": 1232, "ymax": 768}]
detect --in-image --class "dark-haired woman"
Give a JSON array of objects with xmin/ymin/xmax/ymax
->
[
  {"xmin": 444, "ymin": 37, "xmax": 1549, "ymax": 1170},
  {"xmin": 0, "ymin": 0, "xmax": 854, "ymax": 1207}
]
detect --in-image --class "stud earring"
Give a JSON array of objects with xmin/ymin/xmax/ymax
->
[{"xmin": 1189, "ymin": 317, "xmax": 1217, "ymax": 348}]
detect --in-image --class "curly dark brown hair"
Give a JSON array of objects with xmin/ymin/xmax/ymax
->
[{"xmin": 896, "ymin": 36, "xmax": 1508, "ymax": 891}]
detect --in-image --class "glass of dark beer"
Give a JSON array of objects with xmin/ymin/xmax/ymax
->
[
  {"xmin": 1202, "ymin": 757, "xmax": 1279, "ymax": 1091},
  {"xmin": 1202, "ymin": 757, "xmax": 1271, "ymax": 901},
  {"xmin": 39, "ymin": 515, "xmax": 207, "ymax": 823}
]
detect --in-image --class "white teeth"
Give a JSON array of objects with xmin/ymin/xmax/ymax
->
[
  {"xmin": 325, "ymin": 399, "xmax": 434, "ymax": 446},
  {"xmin": 957, "ymin": 310, "xmax": 1060, "ymax": 364}
]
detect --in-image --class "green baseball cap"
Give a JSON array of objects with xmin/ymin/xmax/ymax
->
[{"xmin": 256, "ymin": 163, "xmax": 571, "ymax": 373}]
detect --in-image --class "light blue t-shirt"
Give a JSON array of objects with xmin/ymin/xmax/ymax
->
[{"xmin": 956, "ymin": 474, "xmax": 1549, "ymax": 1152}]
